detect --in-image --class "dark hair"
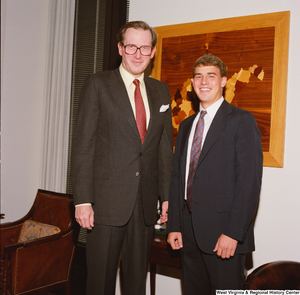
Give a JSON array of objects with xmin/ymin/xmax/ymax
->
[
  {"xmin": 117, "ymin": 21, "xmax": 157, "ymax": 47},
  {"xmin": 193, "ymin": 53, "xmax": 227, "ymax": 77}
]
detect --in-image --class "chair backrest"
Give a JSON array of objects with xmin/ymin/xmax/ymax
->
[
  {"xmin": 244, "ymin": 261, "xmax": 300, "ymax": 289},
  {"xmin": 31, "ymin": 190, "xmax": 74, "ymax": 231}
]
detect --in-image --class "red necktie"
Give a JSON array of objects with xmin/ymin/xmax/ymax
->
[
  {"xmin": 187, "ymin": 110, "xmax": 207, "ymax": 211},
  {"xmin": 133, "ymin": 79, "xmax": 147, "ymax": 143}
]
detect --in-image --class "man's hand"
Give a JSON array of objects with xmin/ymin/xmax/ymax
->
[
  {"xmin": 160, "ymin": 201, "xmax": 168, "ymax": 223},
  {"xmin": 213, "ymin": 234, "xmax": 238, "ymax": 259},
  {"xmin": 75, "ymin": 205, "xmax": 94, "ymax": 230},
  {"xmin": 167, "ymin": 232, "xmax": 183, "ymax": 250}
]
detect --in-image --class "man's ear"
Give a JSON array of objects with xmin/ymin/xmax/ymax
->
[
  {"xmin": 221, "ymin": 76, "xmax": 227, "ymax": 88},
  {"xmin": 117, "ymin": 42, "xmax": 123, "ymax": 56},
  {"xmin": 150, "ymin": 46, "xmax": 156, "ymax": 59}
]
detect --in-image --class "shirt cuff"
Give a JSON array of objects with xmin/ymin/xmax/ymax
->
[{"xmin": 75, "ymin": 203, "xmax": 92, "ymax": 207}]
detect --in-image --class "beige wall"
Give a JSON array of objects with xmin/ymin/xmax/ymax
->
[{"xmin": 1, "ymin": 0, "xmax": 49, "ymax": 222}]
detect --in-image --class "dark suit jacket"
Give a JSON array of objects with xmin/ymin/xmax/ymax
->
[
  {"xmin": 72, "ymin": 68, "xmax": 173, "ymax": 226},
  {"xmin": 168, "ymin": 100, "xmax": 263, "ymax": 254}
]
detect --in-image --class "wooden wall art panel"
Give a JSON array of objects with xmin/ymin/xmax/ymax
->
[{"xmin": 151, "ymin": 11, "xmax": 290, "ymax": 167}]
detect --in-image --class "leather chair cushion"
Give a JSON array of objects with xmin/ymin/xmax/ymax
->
[{"xmin": 18, "ymin": 220, "xmax": 61, "ymax": 242}]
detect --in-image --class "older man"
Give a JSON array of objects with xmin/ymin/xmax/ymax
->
[{"xmin": 72, "ymin": 21, "xmax": 173, "ymax": 295}]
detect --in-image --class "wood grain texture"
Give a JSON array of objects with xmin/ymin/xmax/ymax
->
[{"xmin": 152, "ymin": 11, "xmax": 290, "ymax": 167}]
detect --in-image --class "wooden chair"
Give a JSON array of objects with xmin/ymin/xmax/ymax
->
[
  {"xmin": 0, "ymin": 189, "xmax": 80, "ymax": 295},
  {"xmin": 244, "ymin": 260, "xmax": 300, "ymax": 289}
]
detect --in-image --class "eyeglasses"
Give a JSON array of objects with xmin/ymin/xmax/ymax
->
[{"xmin": 122, "ymin": 44, "xmax": 153, "ymax": 56}]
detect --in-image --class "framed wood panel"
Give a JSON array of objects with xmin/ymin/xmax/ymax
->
[{"xmin": 151, "ymin": 11, "xmax": 290, "ymax": 167}]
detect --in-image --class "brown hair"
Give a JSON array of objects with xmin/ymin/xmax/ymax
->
[
  {"xmin": 117, "ymin": 21, "xmax": 157, "ymax": 47},
  {"xmin": 193, "ymin": 53, "xmax": 227, "ymax": 77}
]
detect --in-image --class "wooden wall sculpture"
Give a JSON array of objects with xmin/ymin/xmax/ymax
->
[{"xmin": 151, "ymin": 11, "xmax": 290, "ymax": 167}]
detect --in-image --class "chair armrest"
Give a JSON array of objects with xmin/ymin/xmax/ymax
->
[{"xmin": 0, "ymin": 224, "xmax": 23, "ymax": 251}]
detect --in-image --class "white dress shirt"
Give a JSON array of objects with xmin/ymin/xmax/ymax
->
[{"xmin": 119, "ymin": 63, "xmax": 150, "ymax": 128}]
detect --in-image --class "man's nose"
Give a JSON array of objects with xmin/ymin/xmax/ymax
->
[
  {"xmin": 135, "ymin": 48, "xmax": 142, "ymax": 58},
  {"xmin": 201, "ymin": 76, "xmax": 207, "ymax": 84}
]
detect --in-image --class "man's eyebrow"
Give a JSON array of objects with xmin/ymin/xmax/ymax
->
[{"xmin": 194, "ymin": 72, "xmax": 217, "ymax": 76}]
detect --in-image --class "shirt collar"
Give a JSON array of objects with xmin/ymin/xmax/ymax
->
[
  {"xmin": 119, "ymin": 64, "xmax": 145, "ymax": 88},
  {"xmin": 200, "ymin": 97, "xmax": 224, "ymax": 120}
]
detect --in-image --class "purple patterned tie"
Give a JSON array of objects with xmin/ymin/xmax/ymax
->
[
  {"xmin": 187, "ymin": 110, "xmax": 207, "ymax": 211},
  {"xmin": 133, "ymin": 79, "xmax": 147, "ymax": 143}
]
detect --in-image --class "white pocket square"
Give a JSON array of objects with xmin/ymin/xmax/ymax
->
[{"xmin": 159, "ymin": 104, "xmax": 170, "ymax": 112}]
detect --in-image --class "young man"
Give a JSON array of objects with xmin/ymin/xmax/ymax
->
[
  {"xmin": 167, "ymin": 53, "xmax": 263, "ymax": 293},
  {"xmin": 72, "ymin": 21, "xmax": 173, "ymax": 295}
]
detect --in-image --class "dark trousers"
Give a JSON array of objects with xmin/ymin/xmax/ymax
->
[
  {"xmin": 86, "ymin": 194, "xmax": 154, "ymax": 295},
  {"xmin": 181, "ymin": 202, "xmax": 245, "ymax": 295}
]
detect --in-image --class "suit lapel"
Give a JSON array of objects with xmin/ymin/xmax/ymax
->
[
  {"xmin": 198, "ymin": 100, "xmax": 233, "ymax": 166},
  {"xmin": 179, "ymin": 114, "xmax": 196, "ymax": 187},
  {"xmin": 142, "ymin": 78, "xmax": 162, "ymax": 146},
  {"xmin": 108, "ymin": 69, "xmax": 141, "ymax": 142},
  {"xmin": 179, "ymin": 100, "xmax": 233, "ymax": 187}
]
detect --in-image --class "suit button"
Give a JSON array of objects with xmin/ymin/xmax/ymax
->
[{"xmin": 135, "ymin": 172, "xmax": 140, "ymax": 177}]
